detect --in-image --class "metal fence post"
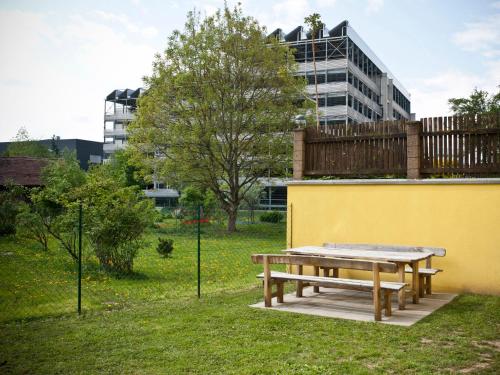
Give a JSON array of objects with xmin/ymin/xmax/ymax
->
[
  {"xmin": 78, "ymin": 202, "xmax": 82, "ymax": 315},
  {"xmin": 197, "ymin": 205, "xmax": 201, "ymax": 298}
]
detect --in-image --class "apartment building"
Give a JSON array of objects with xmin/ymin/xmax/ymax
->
[
  {"xmin": 103, "ymin": 88, "xmax": 142, "ymax": 160},
  {"xmin": 269, "ymin": 20, "xmax": 413, "ymax": 125},
  {"xmin": 103, "ymin": 88, "xmax": 179, "ymax": 207}
]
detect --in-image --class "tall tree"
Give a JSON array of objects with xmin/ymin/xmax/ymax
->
[
  {"xmin": 448, "ymin": 87, "xmax": 500, "ymax": 115},
  {"xmin": 304, "ymin": 13, "xmax": 323, "ymax": 130},
  {"xmin": 128, "ymin": 5, "xmax": 307, "ymax": 232}
]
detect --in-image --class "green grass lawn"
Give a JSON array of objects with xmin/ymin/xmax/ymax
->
[
  {"xmin": 0, "ymin": 218, "xmax": 286, "ymax": 321},
  {"xmin": 1, "ymin": 291, "xmax": 499, "ymax": 374},
  {"xmin": 1, "ymin": 217, "xmax": 499, "ymax": 373}
]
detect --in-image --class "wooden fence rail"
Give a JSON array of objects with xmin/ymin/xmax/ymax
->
[{"xmin": 293, "ymin": 113, "xmax": 500, "ymax": 179}]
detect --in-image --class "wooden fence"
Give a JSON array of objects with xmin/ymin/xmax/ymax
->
[
  {"xmin": 421, "ymin": 114, "xmax": 500, "ymax": 176},
  {"xmin": 293, "ymin": 113, "xmax": 500, "ymax": 179}
]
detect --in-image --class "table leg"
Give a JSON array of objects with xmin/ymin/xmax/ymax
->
[
  {"xmin": 296, "ymin": 265, "xmax": 303, "ymax": 297},
  {"xmin": 412, "ymin": 260, "xmax": 419, "ymax": 304},
  {"xmin": 313, "ymin": 266, "xmax": 320, "ymax": 293},
  {"xmin": 332, "ymin": 268, "xmax": 339, "ymax": 278},
  {"xmin": 397, "ymin": 263, "xmax": 406, "ymax": 310}
]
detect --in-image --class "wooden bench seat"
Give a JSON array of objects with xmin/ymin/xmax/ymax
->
[
  {"xmin": 257, "ymin": 271, "xmax": 405, "ymax": 292},
  {"xmin": 404, "ymin": 267, "xmax": 441, "ymax": 275},
  {"xmin": 324, "ymin": 243, "xmax": 446, "ymax": 296},
  {"xmin": 251, "ymin": 254, "xmax": 406, "ymax": 321}
]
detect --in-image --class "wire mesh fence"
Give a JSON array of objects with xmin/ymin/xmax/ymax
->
[{"xmin": 0, "ymin": 205, "xmax": 287, "ymax": 322}]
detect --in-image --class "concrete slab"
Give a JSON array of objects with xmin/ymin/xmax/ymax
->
[{"xmin": 250, "ymin": 287, "xmax": 457, "ymax": 326}]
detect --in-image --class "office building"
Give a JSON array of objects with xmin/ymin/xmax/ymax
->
[{"xmin": 269, "ymin": 20, "xmax": 412, "ymax": 125}]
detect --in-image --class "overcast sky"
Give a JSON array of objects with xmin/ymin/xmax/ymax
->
[{"xmin": 0, "ymin": 0, "xmax": 499, "ymax": 142}]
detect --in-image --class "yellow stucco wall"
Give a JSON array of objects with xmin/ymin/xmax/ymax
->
[{"xmin": 287, "ymin": 180, "xmax": 500, "ymax": 295}]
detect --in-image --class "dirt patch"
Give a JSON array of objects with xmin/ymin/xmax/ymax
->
[
  {"xmin": 457, "ymin": 349, "xmax": 493, "ymax": 374},
  {"xmin": 472, "ymin": 340, "xmax": 500, "ymax": 351},
  {"xmin": 458, "ymin": 362, "xmax": 490, "ymax": 373}
]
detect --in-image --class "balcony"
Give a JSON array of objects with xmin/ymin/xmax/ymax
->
[
  {"xmin": 104, "ymin": 128, "xmax": 127, "ymax": 137},
  {"xmin": 103, "ymin": 142, "xmax": 127, "ymax": 153},
  {"xmin": 104, "ymin": 111, "xmax": 135, "ymax": 121}
]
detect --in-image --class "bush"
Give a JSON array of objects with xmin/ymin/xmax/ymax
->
[
  {"xmin": 82, "ymin": 164, "xmax": 155, "ymax": 274},
  {"xmin": 170, "ymin": 208, "xmax": 184, "ymax": 220},
  {"xmin": 157, "ymin": 238, "xmax": 174, "ymax": 257},
  {"xmin": 259, "ymin": 211, "xmax": 284, "ymax": 223},
  {"xmin": 0, "ymin": 183, "xmax": 25, "ymax": 236}
]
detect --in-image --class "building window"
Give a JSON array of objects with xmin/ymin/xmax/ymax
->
[
  {"xmin": 306, "ymin": 72, "xmax": 325, "ymax": 85},
  {"xmin": 327, "ymin": 96, "xmax": 346, "ymax": 106},
  {"xmin": 327, "ymin": 71, "xmax": 346, "ymax": 83}
]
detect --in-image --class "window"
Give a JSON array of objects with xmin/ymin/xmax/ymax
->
[
  {"xmin": 317, "ymin": 95, "xmax": 326, "ymax": 107},
  {"xmin": 307, "ymin": 73, "xmax": 325, "ymax": 85},
  {"xmin": 327, "ymin": 71, "xmax": 346, "ymax": 83},
  {"xmin": 348, "ymin": 95, "xmax": 352, "ymax": 107},
  {"xmin": 327, "ymin": 96, "xmax": 346, "ymax": 106}
]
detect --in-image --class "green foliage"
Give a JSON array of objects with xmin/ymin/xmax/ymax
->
[
  {"xmin": 304, "ymin": 13, "xmax": 323, "ymax": 37},
  {"xmin": 156, "ymin": 238, "xmax": 174, "ymax": 257},
  {"xmin": 179, "ymin": 186, "xmax": 217, "ymax": 217},
  {"xmin": 448, "ymin": 87, "xmax": 500, "ymax": 115},
  {"xmin": 106, "ymin": 150, "xmax": 147, "ymax": 188},
  {"xmin": 15, "ymin": 152, "xmax": 103, "ymax": 260},
  {"xmin": 0, "ymin": 183, "xmax": 25, "ymax": 236},
  {"xmin": 128, "ymin": 4, "xmax": 308, "ymax": 231},
  {"xmin": 16, "ymin": 203, "xmax": 50, "ymax": 251},
  {"xmin": 3, "ymin": 127, "xmax": 52, "ymax": 158},
  {"xmin": 25, "ymin": 152, "xmax": 87, "ymax": 260},
  {"xmin": 179, "ymin": 186, "xmax": 204, "ymax": 211},
  {"xmin": 240, "ymin": 184, "xmax": 264, "ymax": 223},
  {"xmin": 49, "ymin": 135, "xmax": 60, "ymax": 157},
  {"xmin": 81, "ymin": 164, "xmax": 155, "ymax": 274},
  {"xmin": 259, "ymin": 211, "xmax": 284, "ymax": 223}
]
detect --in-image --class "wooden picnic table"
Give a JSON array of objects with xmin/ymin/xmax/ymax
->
[{"xmin": 283, "ymin": 246, "xmax": 432, "ymax": 310}]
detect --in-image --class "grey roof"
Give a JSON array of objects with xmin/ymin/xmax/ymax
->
[{"xmin": 105, "ymin": 88, "xmax": 144, "ymax": 106}]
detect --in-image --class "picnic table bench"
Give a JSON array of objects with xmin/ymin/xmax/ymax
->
[
  {"xmin": 323, "ymin": 243, "xmax": 446, "ymax": 296},
  {"xmin": 283, "ymin": 246, "xmax": 435, "ymax": 309},
  {"xmin": 251, "ymin": 254, "xmax": 406, "ymax": 321}
]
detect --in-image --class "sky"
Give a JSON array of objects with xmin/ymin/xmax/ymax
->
[{"xmin": 0, "ymin": 0, "xmax": 499, "ymax": 142}]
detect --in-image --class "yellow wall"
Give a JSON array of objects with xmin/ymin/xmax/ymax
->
[{"xmin": 287, "ymin": 180, "xmax": 500, "ymax": 295}]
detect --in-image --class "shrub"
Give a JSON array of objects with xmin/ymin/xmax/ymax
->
[
  {"xmin": 0, "ymin": 184, "xmax": 25, "ymax": 236},
  {"xmin": 157, "ymin": 238, "xmax": 174, "ymax": 257},
  {"xmin": 259, "ymin": 211, "xmax": 284, "ymax": 223},
  {"xmin": 171, "ymin": 208, "xmax": 184, "ymax": 220},
  {"xmin": 82, "ymin": 164, "xmax": 155, "ymax": 274}
]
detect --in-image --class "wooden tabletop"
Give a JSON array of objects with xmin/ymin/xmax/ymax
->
[{"xmin": 283, "ymin": 246, "xmax": 431, "ymax": 263}]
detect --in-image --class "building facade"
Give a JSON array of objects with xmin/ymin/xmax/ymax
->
[
  {"xmin": 103, "ymin": 88, "xmax": 142, "ymax": 160},
  {"xmin": 0, "ymin": 138, "xmax": 102, "ymax": 171},
  {"xmin": 269, "ymin": 20, "xmax": 412, "ymax": 125}
]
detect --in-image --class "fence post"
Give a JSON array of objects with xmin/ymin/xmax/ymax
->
[
  {"xmin": 293, "ymin": 128, "xmax": 306, "ymax": 180},
  {"xmin": 197, "ymin": 205, "xmax": 201, "ymax": 298},
  {"xmin": 406, "ymin": 121, "xmax": 422, "ymax": 179},
  {"xmin": 77, "ymin": 202, "xmax": 82, "ymax": 315}
]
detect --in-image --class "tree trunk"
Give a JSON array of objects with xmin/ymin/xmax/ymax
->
[{"xmin": 227, "ymin": 207, "xmax": 238, "ymax": 233}]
